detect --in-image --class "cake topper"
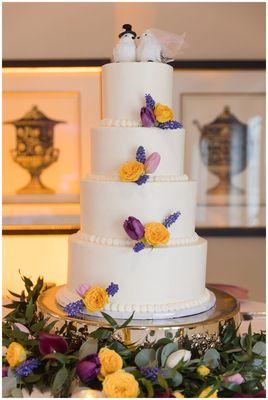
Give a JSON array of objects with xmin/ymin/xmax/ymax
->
[
  {"xmin": 113, "ymin": 24, "xmax": 137, "ymax": 62},
  {"xmin": 137, "ymin": 29, "xmax": 187, "ymax": 63}
]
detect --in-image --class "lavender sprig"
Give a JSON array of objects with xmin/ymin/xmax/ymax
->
[
  {"xmin": 64, "ymin": 299, "xmax": 84, "ymax": 317},
  {"xmin": 140, "ymin": 366, "xmax": 160, "ymax": 382},
  {"xmin": 145, "ymin": 94, "xmax": 155, "ymax": 110},
  {"xmin": 133, "ymin": 242, "xmax": 145, "ymax": 253},
  {"xmin": 163, "ymin": 211, "xmax": 181, "ymax": 228},
  {"xmin": 136, "ymin": 146, "xmax": 146, "ymax": 164},
  {"xmin": 158, "ymin": 120, "xmax": 183, "ymax": 130},
  {"xmin": 106, "ymin": 282, "xmax": 119, "ymax": 297},
  {"xmin": 136, "ymin": 174, "xmax": 149, "ymax": 185},
  {"xmin": 16, "ymin": 358, "xmax": 41, "ymax": 377}
]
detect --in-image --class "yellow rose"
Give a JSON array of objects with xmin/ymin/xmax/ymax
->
[
  {"xmin": 197, "ymin": 365, "xmax": 210, "ymax": 377},
  {"xmin": 83, "ymin": 286, "xmax": 109, "ymax": 313},
  {"xmin": 103, "ymin": 370, "xmax": 139, "ymax": 398},
  {"xmin": 154, "ymin": 103, "xmax": 174, "ymax": 123},
  {"xmin": 144, "ymin": 222, "xmax": 170, "ymax": 246},
  {"xmin": 173, "ymin": 391, "xmax": 185, "ymax": 398},
  {"xmin": 199, "ymin": 386, "xmax": 218, "ymax": 398},
  {"xmin": 99, "ymin": 347, "xmax": 123, "ymax": 377},
  {"xmin": 119, "ymin": 161, "xmax": 145, "ymax": 182},
  {"xmin": 6, "ymin": 342, "xmax": 27, "ymax": 367}
]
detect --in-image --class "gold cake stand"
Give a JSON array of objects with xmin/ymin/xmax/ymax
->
[{"xmin": 38, "ymin": 285, "xmax": 240, "ymax": 344}]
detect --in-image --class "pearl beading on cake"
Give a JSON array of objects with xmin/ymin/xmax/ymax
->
[
  {"xmin": 100, "ymin": 118, "xmax": 141, "ymax": 127},
  {"xmin": 104, "ymin": 288, "xmax": 211, "ymax": 313},
  {"xmin": 87, "ymin": 174, "xmax": 189, "ymax": 183},
  {"xmin": 77, "ymin": 231, "xmax": 199, "ymax": 247}
]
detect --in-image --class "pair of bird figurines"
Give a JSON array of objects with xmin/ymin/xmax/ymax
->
[{"xmin": 113, "ymin": 24, "xmax": 187, "ymax": 63}]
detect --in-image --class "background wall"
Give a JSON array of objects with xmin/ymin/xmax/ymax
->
[
  {"xmin": 3, "ymin": 2, "xmax": 265, "ymax": 60},
  {"xmin": 3, "ymin": 2, "xmax": 266, "ymax": 301}
]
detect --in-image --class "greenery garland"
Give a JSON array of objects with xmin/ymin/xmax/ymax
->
[{"xmin": 2, "ymin": 275, "xmax": 266, "ymax": 398}]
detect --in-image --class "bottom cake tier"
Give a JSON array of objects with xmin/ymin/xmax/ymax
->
[{"xmin": 57, "ymin": 232, "xmax": 215, "ymax": 319}]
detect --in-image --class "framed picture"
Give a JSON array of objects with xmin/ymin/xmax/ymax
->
[
  {"xmin": 3, "ymin": 62, "xmax": 104, "ymax": 228},
  {"xmin": 173, "ymin": 66, "xmax": 265, "ymax": 231}
]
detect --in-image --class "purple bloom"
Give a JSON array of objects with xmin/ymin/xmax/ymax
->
[
  {"xmin": 136, "ymin": 146, "xmax": 146, "ymax": 164},
  {"xmin": 145, "ymin": 94, "xmax": 156, "ymax": 110},
  {"xmin": 64, "ymin": 299, "xmax": 84, "ymax": 317},
  {"xmin": 163, "ymin": 212, "xmax": 181, "ymax": 228},
  {"xmin": 158, "ymin": 120, "xmax": 183, "ymax": 129},
  {"xmin": 136, "ymin": 174, "xmax": 149, "ymax": 185},
  {"xmin": 16, "ymin": 358, "xmax": 41, "ymax": 377},
  {"xmin": 144, "ymin": 152, "xmax": 161, "ymax": 173},
  {"xmin": 124, "ymin": 216, "xmax": 145, "ymax": 240},
  {"xmin": 106, "ymin": 282, "xmax": 119, "ymax": 297},
  {"xmin": 141, "ymin": 366, "xmax": 159, "ymax": 382},
  {"xmin": 232, "ymin": 391, "xmax": 266, "ymax": 398},
  {"xmin": 2, "ymin": 367, "xmax": 8, "ymax": 378},
  {"xmin": 39, "ymin": 332, "xmax": 68, "ymax": 355},
  {"xmin": 76, "ymin": 354, "xmax": 101, "ymax": 384},
  {"xmin": 133, "ymin": 242, "xmax": 145, "ymax": 253},
  {"xmin": 76, "ymin": 284, "xmax": 90, "ymax": 297},
  {"xmin": 141, "ymin": 107, "xmax": 156, "ymax": 127},
  {"xmin": 224, "ymin": 373, "xmax": 245, "ymax": 385}
]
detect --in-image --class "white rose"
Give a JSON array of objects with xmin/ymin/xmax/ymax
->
[{"xmin": 166, "ymin": 349, "xmax": 191, "ymax": 368}]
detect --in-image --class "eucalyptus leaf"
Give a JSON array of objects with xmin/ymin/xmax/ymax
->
[
  {"xmin": 203, "ymin": 348, "xmax": 220, "ymax": 369},
  {"xmin": 170, "ymin": 371, "xmax": 183, "ymax": 387},
  {"xmin": 252, "ymin": 341, "xmax": 266, "ymax": 356},
  {"xmin": 160, "ymin": 342, "xmax": 178, "ymax": 367},
  {"xmin": 52, "ymin": 366, "xmax": 69, "ymax": 396},
  {"xmin": 135, "ymin": 348, "xmax": 156, "ymax": 368},
  {"xmin": 79, "ymin": 338, "xmax": 98, "ymax": 360}
]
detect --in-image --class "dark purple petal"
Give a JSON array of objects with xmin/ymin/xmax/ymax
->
[
  {"xmin": 76, "ymin": 354, "xmax": 100, "ymax": 384},
  {"xmin": 141, "ymin": 107, "xmax": 156, "ymax": 127},
  {"xmin": 123, "ymin": 216, "xmax": 145, "ymax": 240},
  {"xmin": 39, "ymin": 332, "xmax": 68, "ymax": 355},
  {"xmin": 2, "ymin": 367, "xmax": 8, "ymax": 378},
  {"xmin": 232, "ymin": 391, "xmax": 266, "ymax": 398}
]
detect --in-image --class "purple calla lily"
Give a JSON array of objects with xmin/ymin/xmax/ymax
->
[
  {"xmin": 144, "ymin": 152, "xmax": 161, "ymax": 173},
  {"xmin": 76, "ymin": 353, "xmax": 100, "ymax": 384},
  {"xmin": 123, "ymin": 216, "xmax": 145, "ymax": 240},
  {"xmin": 141, "ymin": 107, "xmax": 156, "ymax": 127},
  {"xmin": 39, "ymin": 332, "xmax": 68, "ymax": 355}
]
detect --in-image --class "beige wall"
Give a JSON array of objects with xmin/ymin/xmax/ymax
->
[{"xmin": 3, "ymin": 2, "xmax": 265, "ymax": 60}]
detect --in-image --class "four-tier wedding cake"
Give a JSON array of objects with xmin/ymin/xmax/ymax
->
[{"xmin": 57, "ymin": 26, "xmax": 215, "ymax": 320}]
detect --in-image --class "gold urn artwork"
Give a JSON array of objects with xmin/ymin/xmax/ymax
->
[
  {"xmin": 194, "ymin": 106, "xmax": 248, "ymax": 196},
  {"xmin": 7, "ymin": 106, "xmax": 64, "ymax": 194}
]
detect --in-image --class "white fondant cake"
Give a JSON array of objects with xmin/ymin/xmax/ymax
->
[{"xmin": 57, "ymin": 60, "xmax": 215, "ymax": 319}]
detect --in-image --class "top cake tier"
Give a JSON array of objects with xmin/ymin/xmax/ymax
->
[{"xmin": 102, "ymin": 62, "xmax": 173, "ymax": 124}]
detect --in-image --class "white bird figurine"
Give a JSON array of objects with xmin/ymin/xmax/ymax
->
[
  {"xmin": 113, "ymin": 24, "xmax": 137, "ymax": 63},
  {"xmin": 137, "ymin": 29, "xmax": 187, "ymax": 63}
]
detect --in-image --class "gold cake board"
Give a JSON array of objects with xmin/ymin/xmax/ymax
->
[{"xmin": 38, "ymin": 285, "xmax": 240, "ymax": 344}]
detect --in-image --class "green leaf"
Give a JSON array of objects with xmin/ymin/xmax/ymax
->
[
  {"xmin": 140, "ymin": 378, "xmax": 154, "ymax": 398},
  {"xmin": 161, "ymin": 342, "xmax": 178, "ymax": 367},
  {"xmin": 90, "ymin": 327, "xmax": 113, "ymax": 340},
  {"xmin": 79, "ymin": 338, "xmax": 98, "ymax": 360},
  {"xmin": 8, "ymin": 290, "xmax": 21, "ymax": 298},
  {"xmin": 203, "ymin": 348, "xmax": 220, "ymax": 369},
  {"xmin": 135, "ymin": 348, "xmax": 156, "ymax": 368},
  {"xmin": 252, "ymin": 341, "xmax": 266, "ymax": 356},
  {"xmin": 25, "ymin": 299, "xmax": 34, "ymax": 322},
  {"xmin": 101, "ymin": 312, "xmax": 119, "ymax": 329},
  {"xmin": 157, "ymin": 373, "xmax": 169, "ymax": 391},
  {"xmin": 43, "ymin": 352, "xmax": 67, "ymax": 364},
  {"xmin": 119, "ymin": 311, "xmax": 135, "ymax": 329},
  {"xmin": 109, "ymin": 341, "xmax": 132, "ymax": 358},
  {"xmin": 23, "ymin": 374, "xmax": 43, "ymax": 384},
  {"xmin": 52, "ymin": 366, "xmax": 69, "ymax": 396},
  {"xmin": 30, "ymin": 320, "xmax": 46, "ymax": 332},
  {"xmin": 170, "ymin": 371, "xmax": 183, "ymax": 387}
]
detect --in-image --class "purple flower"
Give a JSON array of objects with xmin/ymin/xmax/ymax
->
[
  {"xmin": 232, "ymin": 391, "xmax": 266, "ymax": 398},
  {"xmin": 158, "ymin": 120, "xmax": 183, "ymax": 129},
  {"xmin": 123, "ymin": 216, "xmax": 145, "ymax": 240},
  {"xmin": 136, "ymin": 174, "xmax": 149, "ymax": 185},
  {"xmin": 133, "ymin": 242, "xmax": 145, "ymax": 253},
  {"xmin": 64, "ymin": 299, "xmax": 84, "ymax": 317},
  {"xmin": 76, "ymin": 354, "xmax": 100, "ymax": 384},
  {"xmin": 136, "ymin": 146, "xmax": 146, "ymax": 164},
  {"xmin": 2, "ymin": 367, "xmax": 8, "ymax": 378},
  {"xmin": 39, "ymin": 332, "xmax": 68, "ymax": 355},
  {"xmin": 163, "ymin": 211, "xmax": 181, "ymax": 228},
  {"xmin": 224, "ymin": 373, "xmax": 245, "ymax": 385},
  {"xmin": 145, "ymin": 94, "xmax": 156, "ymax": 109},
  {"xmin": 106, "ymin": 282, "xmax": 119, "ymax": 297},
  {"xmin": 141, "ymin": 107, "xmax": 156, "ymax": 127},
  {"xmin": 16, "ymin": 358, "xmax": 41, "ymax": 377},
  {"xmin": 144, "ymin": 152, "xmax": 161, "ymax": 173},
  {"xmin": 141, "ymin": 366, "xmax": 159, "ymax": 382},
  {"xmin": 76, "ymin": 284, "xmax": 90, "ymax": 297}
]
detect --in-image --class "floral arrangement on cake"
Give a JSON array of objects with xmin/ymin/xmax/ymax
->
[
  {"xmin": 124, "ymin": 212, "xmax": 181, "ymax": 252},
  {"xmin": 141, "ymin": 94, "xmax": 183, "ymax": 129},
  {"xmin": 119, "ymin": 146, "xmax": 161, "ymax": 185},
  {"xmin": 3, "ymin": 275, "xmax": 266, "ymax": 398},
  {"xmin": 63, "ymin": 282, "xmax": 119, "ymax": 317}
]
